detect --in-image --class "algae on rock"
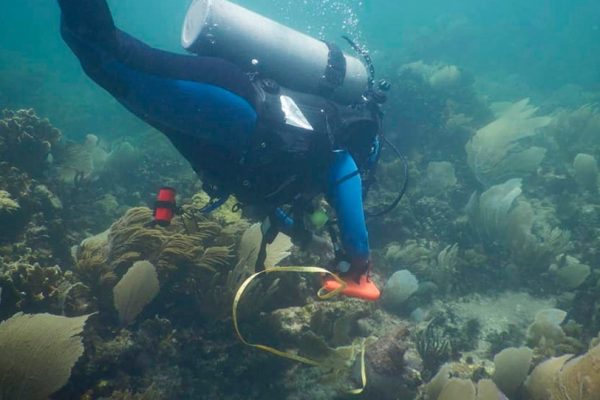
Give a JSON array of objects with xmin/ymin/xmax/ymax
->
[{"xmin": 0, "ymin": 190, "xmax": 20, "ymax": 213}]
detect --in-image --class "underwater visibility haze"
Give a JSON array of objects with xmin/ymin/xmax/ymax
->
[{"xmin": 1, "ymin": 0, "xmax": 600, "ymax": 399}]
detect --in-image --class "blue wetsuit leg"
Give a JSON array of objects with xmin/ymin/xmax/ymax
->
[
  {"xmin": 272, "ymin": 152, "xmax": 371, "ymax": 267},
  {"xmin": 327, "ymin": 150, "xmax": 370, "ymax": 266},
  {"xmin": 58, "ymin": 0, "xmax": 257, "ymax": 155}
]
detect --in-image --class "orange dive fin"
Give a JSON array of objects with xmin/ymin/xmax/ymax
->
[{"xmin": 321, "ymin": 274, "xmax": 381, "ymax": 301}]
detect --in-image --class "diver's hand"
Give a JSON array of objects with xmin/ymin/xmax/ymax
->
[
  {"xmin": 307, "ymin": 233, "xmax": 334, "ymax": 261},
  {"xmin": 337, "ymin": 259, "xmax": 371, "ymax": 283}
]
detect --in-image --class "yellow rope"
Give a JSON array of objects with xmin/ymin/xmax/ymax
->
[
  {"xmin": 232, "ymin": 266, "xmax": 368, "ymax": 394},
  {"xmin": 347, "ymin": 338, "xmax": 368, "ymax": 395}
]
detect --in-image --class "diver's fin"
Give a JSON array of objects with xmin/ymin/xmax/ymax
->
[
  {"xmin": 321, "ymin": 274, "xmax": 381, "ymax": 301},
  {"xmin": 58, "ymin": 0, "xmax": 116, "ymax": 48}
]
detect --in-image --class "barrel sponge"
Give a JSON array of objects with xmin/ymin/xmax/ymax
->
[{"xmin": 0, "ymin": 312, "xmax": 92, "ymax": 400}]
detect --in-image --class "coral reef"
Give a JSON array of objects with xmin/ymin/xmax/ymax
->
[
  {"xmin": 2, "ymin": 26, "xmax": 600, "ymax": 398},
  {"xmin": 0, "ymin": 108, "xmax": 61, "ymax": 177},
  {"xmin": 0, "ymin": 109, "xmax": 76, "ymax": 265},
  {"xmin": 362, "ymin": 326, "xmax": 421, "ymax": 399},
  {"xmin": 72, "ymin": 206, "xmax": 237, "ymax": 319},
  {"xmin": 0, "ymin": 260, "xmax": 93, "ymax": 319}
]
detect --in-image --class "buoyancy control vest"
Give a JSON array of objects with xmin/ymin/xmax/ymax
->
[{"xmin": 196, "ymin": 78, "xmax": 382, "ymax": 208}]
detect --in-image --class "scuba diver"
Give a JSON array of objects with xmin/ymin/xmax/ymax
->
[{"xmin": 57, "ymin": 0, "xmax": 393, "ymax": 301}]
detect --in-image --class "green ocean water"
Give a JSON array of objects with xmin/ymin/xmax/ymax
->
[{"xmin": 1, "ymin": 0, "xmax": 598, "ymax": 137}]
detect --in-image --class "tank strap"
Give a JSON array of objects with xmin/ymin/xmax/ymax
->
[{"xmin": 318, "ymin": 42, "xmax": 347, "ymax": 97}]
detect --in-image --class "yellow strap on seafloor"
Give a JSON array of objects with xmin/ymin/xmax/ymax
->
[{"xmin": 232, "ymin": 266, "xmax": 369, "ymax": 395}]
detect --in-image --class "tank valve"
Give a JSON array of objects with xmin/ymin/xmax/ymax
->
[{"xmin": 377, "ymin": 79, "xmax": 391, "ymax": 92}]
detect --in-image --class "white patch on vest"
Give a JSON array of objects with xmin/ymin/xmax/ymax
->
[{"xmin": 280, "ymin": 95, "xmax": 314, "ymax": 131}]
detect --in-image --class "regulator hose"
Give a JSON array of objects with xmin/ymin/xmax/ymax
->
[
  {"xmin": 341, "ymin": 36, "xmax": 408, "ymax": 217},
  {"xmin": 342, "ymin": 35, "xmax": 376, "ymax": 89},
  {"xmin": 366, "ymin": 135, "xmax": 409, "ymax": 219}
]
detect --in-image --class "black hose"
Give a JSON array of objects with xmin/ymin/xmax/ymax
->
[
  {"xmin": 366, "ymin": 135, "xmax": 409, "ymax": 219},
  {"xmin": 342, "ymin": 35, "xmax": 375, "ymax": 89},
  {"xmin": 341, "ymin": 36, "xmax": 407, "ymax": 217}
]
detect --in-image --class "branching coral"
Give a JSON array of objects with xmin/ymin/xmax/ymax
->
[
  {"xmin": 0, "ymin": 261, "xmax": 89, "ymax": 318},
  {"xmin": 0, "ymin": 109, "xmax": 61, "ymax": 177}
]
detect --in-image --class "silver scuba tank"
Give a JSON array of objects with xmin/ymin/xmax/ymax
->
[{"xmin": 181, "ymin": 0, "xmax": 369, "ymax": 104}]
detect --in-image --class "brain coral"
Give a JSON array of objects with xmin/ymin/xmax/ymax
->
[{"xmin": 525, "ymin": 343, "xmax": 600, "ymax": 400}]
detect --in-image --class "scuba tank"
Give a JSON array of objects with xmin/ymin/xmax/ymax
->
[{"xmin": 181, "ymin": 0, "xmax": 369, "ymax": 104}]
